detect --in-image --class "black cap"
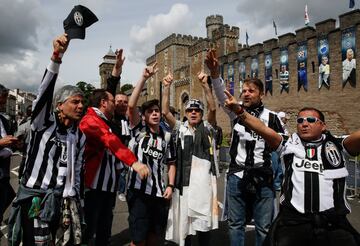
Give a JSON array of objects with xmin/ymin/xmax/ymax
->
[{"xmin": 63, "ymin": 5, "xmax": 98, "ymax": 40}]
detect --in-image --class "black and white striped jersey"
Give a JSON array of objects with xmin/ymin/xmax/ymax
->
[
  {"xmin": 210, "ymin": 77, "xmax": 284, "ymax": 175},
  {"xmin": 229, "ymin": 105, "xmax": 284, "ymax": 175},
  {"xmin": 21, "ymin": 61, "xmax": 85, "ymax": 196},
  {"xmin": 128, "ymin": 123, "xmax": 176, "ymax": 197},
  {"xmin": 278, "ymin": 132, "xmax": 351, "ymax": 214},
  {"xmin": 112, "ymin": 115, "xmax": 131, "ymax": 171},
  {"xmin": 90, "ymin": 149, "xmax": 120, "ymax": 192}
]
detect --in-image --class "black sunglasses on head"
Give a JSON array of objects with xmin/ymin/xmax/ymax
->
[{"xmin": 296, "ymin": 117, "xmax": 321, "ymax": 124}]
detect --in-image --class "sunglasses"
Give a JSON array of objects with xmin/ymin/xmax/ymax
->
[
  {"xmin": 296, "ymin": 117, "xmax": 321, "ymax": 124},
  {"xmin": 186, "ymin": 108, "xmax": 201, "ymax": 113}
]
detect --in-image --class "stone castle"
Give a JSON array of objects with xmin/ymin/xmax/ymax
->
[{"xmin": 100, "ymin": 10, "xmax": 360, "ymax": 139}]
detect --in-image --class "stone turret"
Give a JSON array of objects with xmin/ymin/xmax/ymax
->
[
  {"xmin": 206, "ymin": 15, "xmax": 223, "ymax": 39},
  {"xmin": 99, "ymin": 46, "xmax": 116, "ymax": 89}
]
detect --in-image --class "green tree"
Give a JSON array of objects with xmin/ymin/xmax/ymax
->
[
  {"xmin": 76, "ymin": 81, "xmax": 95, "ymax": 111},
  {"xmin": 120, "ymin": 83, "xmax": 133, "ymax": 93}
]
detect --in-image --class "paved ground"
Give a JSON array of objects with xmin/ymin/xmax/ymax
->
[{"xmin": 1, "ymin": 155, "xmax": 360, "ymax": 245}]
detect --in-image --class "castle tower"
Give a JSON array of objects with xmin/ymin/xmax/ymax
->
[
  {"xmin": 206, "ymin": 15, "xmax": 223, "ymax": 39},
  {"xmin": 99, "ymin": 46, "xmax": 116, "ymax": 89}
]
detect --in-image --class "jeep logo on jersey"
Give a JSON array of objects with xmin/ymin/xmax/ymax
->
[
  {"xmin": 325, "ymin": 141, "xmax": 341, "ymax": 167},
  {"xmin": 294, "ymin": 158, "xmax": 324, "ymax": 174},
  {"xmin": 142, "ymin": 145, "xmax": 164, "ymax": 160},
  {"xmin": 74, "ymin": 11, "xmax": 83, "ymax": 26}
]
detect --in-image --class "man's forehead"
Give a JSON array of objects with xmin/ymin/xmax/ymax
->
[
  {"xmin": 68, "ymin": 94, "xmax": 84, "ymax": 100},
  {"xmin": 116, "ymin": 94, "xmax": 128, "ymax": 100},
  {"xmin": 243, "ymin": 82, "xmax": 259, "ymax": 90},
  {"xmin": 298, "ymin": 110, "xmax": 318, "ymax": 117},
  {"xmin": 146, "ymin": 105, "xmax": 159, "ymax": 111}
]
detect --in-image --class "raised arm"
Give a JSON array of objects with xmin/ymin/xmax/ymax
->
[
  {"xmin": 31, "ymin": 34, "xmax": 69, "ymax": 130},
  {"xmin": 198, "ymin": 72, "xmax": 216, "ymax": 127},
  {"xmin": 205, "ymin": 48, "xmax": 237, "ymax": 121},
  {"xmin": 224, "ymin": 90, "xmax": 282, "ymax": 150},
  {"xmin": 128, "ymin": 63, "xmax": 158, "ymax": 127},
  {"xmin": 106, "ymin": 49, "xmax": 125, "ymax": 96},
  {"xmin": 343, "ymin": 130, "xmax": 360, "ymax": 156},
  {"xmin": 161, "ymin": 73, "xmax": 176, "ymax": 129}
]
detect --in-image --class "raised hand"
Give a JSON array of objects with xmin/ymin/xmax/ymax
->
[
  {"xmin": 53, "ymin": 34, "xmax": 69, "ymax": 54},
  {"xmin": 143, "ymin": 62, "xmax": 158, "ymax": 80},
  {"xmin": 162, "ymin": 72, "xmax": 173, "ymax": 87},
  {"xmin": 205, "ymin": 48, "xmax": 220, "ymax": 79},
  {"xmin": 198, "ymin": 71, "xmax": 209, "ymax": 88},
  {"xmin": 113, "ymin": 48, "xmax": 125, "ymax": 77},
  {"xmin": 224, "ymin": 89, "xmax": 242, "ymax": 114}
]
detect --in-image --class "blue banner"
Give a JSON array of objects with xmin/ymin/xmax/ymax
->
[
  {"xmin": 279, "ymin": 48, "xmax": 289, "ymax": 93},
  {"xmin": 228, "ymin": 63, "xmax": 235, "ymax": 95},
  {"xmin": 239, "ymin": 60, "xmax": 246, "ymax": 94},
  {"xmin": 318, "ymin": 37, "xmax": 330, "ymax": 89},
  {"xmin": 297, "ymin": 42, "xmax": 308, "ymax": 92},
  {"xmin": 342, "ymin": 27, "xmax": 356, "ymax": 87},
  {"xmin": 265, "ymin": 53, "xmax": 273, "ymax": 95},
  {"xmin": 251, "ymin": 57, "xmax": 259, "ymax": 78}
]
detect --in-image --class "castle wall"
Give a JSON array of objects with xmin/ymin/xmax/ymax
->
[{"xmin": 140, "ymin": 10, "xmax": 360, "ymax": 138}]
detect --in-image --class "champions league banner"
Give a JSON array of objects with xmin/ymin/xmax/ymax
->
[
  {"xmin": 228, "ymin": 63, "xmax": 235, "ymax": 95},
  {"xmin": 251, "ymin": 57, "xmax": 259, "ymax": 78},
  {"xmin": 342, "ymin": 27, "xmax": 356, "ymax": 87},
  {"xmin": 318, "ymin": 37, "xmax": 330, "ymax": 89},
  {"xmin": 239, "ymin": 60, "xmax": 246, "ymax": 94},
  {"xmin": 297, "ymin": 42, "xmax": 308, "ymax": 92},
  {"xmin": 279, "ymin": 48, "xmax": 289, "ymax": 93},
  {"xmin": 265, "ymin": 53, "xmax": 273, "ymax": 95}
]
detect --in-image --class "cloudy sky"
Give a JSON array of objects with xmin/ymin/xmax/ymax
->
[{"xmin": 0, "ymin": 0, "xmax": 354, "ymax": 92}]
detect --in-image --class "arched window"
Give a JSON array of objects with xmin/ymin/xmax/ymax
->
[{"xmin": 181, "ymin": 93, "xmax": 189, "ymax": 105}]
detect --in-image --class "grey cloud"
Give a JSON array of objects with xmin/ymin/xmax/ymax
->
[
  {"xmin": 236, "ymin": 0, "xmax": 349, "ymax": 33},
  {"xmin": 0, "ymin": 0, "xmax": 45, "ymax": 57}
]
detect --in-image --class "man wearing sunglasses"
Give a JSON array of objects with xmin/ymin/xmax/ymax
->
[
  {"xmin": 205, "ymin": 49, "xmax": 284, "ymax": 246},
  {"xmin": 162, "ymin": 72, "xmax": 219, "ymax": 246},
  {"xmin": 223, "ymin": 93, "xmax": 360, "ymax": 246}
]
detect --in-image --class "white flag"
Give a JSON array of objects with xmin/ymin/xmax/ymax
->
[{"xmin": 305, "ymin": 4, "xmax": 310, "ymax": 25}]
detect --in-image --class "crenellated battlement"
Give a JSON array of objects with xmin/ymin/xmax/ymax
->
[
  {"xmin": 249, "ymin": 43, "xmax": 264, "ymax": 56},
  {"xmin": 155, "ymin": 33, "xmax": 204, "ymax": 53},
  {"xmin": 189, "ymin": 39, "xmax": 210, "ymax": 56},
  {"xmin": 212, "ymin": 24, "xmax": 240, "ymax": 40},
  {"xmin": 206, "ymin": 15, "xmax": 223, "ymax": 27},
  {"xmin": 146, "ymin": 54, "xmax": 156, "ymax": 66}
]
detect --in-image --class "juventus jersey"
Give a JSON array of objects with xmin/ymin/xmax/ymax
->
[
  {"xmin": 229, "ymin": 105, "xmax": 284, "ymax": 174},
  {"xmin": 21, "ymin": 61, "xmax": 85, "ymax": 194},
  {"xmin": 128, "ymin": 123, "xmax": 176, "ymax": 197},
  {"xmin": 278, "ymin": 133, "xmax": 351, "ymax": 214}
]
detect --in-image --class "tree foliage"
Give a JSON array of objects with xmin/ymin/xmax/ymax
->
[
  {"xmin": 76, "ymin": 81, "xmax": 95, "ymax": 111},
  {"xmin": 120, "ymin": 83, "xmax": 133, "ymax": 93}
]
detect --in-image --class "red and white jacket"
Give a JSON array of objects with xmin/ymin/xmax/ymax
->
[{"xmin": 79, "ymin": 107, "xmax": 137, "ymax": 188}]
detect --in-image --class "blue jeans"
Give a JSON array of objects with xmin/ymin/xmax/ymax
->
[
  {"xmin": 271, "ymin": 152, "xmax": 283, "ymax": 191},
  {"xmin": 227, "ymin": 174, "xmax": 274, "ymax": 246}
]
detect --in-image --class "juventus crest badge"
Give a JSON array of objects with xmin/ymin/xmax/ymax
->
[{"xmin": 324, "ymin": 141, "xmax": 341, "ymax": 167}]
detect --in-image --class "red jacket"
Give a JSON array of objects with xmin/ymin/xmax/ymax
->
[{"xmin": 79, "ymin": 107, "xmax": 137, "ymax": 188}]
